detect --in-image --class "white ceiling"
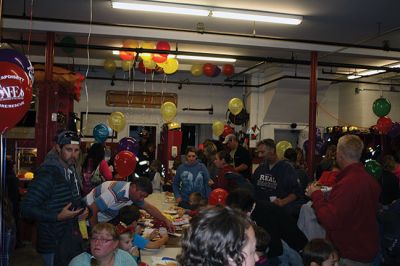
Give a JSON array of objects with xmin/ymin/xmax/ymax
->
[{"xmin": 2, "ymin": 0, "xmax": 400, "ymax": 78}]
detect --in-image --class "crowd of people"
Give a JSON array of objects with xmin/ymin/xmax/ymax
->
[{"xmin": 2, "ymin": 129, "xmax": 400, "ymax": 266}]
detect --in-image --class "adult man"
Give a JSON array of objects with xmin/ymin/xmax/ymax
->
[
  {"xmin": 223, "ymin": 134, "xmax": 252, "ymax": 179},
  {"xmin": 85, "ymin": 177, "xmax": 174, "ymax": 231},
  {"xmin": 173, "ymin": 147, "xmax": 211, "ymax": 209},
  {"xmin": 306, "ymin": 135, "xmax": 381, "ymax": 265},
  {"xmin": 21, "ymin": 131, "xmax": 88, "ymax": 266},
  {"xmin": 252, "ymin": 139, "xmax": 301, "ymax": 210},
  {"xmin": 226, "ymin": 188, "xmax": 307, "ymax": 266}
]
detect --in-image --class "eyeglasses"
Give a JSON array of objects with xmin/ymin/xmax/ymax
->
[{"xmin": 90, "ymin": 237, "xmax": 114, "ymax": 244}]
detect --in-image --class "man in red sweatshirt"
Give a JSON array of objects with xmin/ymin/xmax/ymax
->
[{"xmin": 306, "ymin": 135, "xmax": 381, "ymax": 265}]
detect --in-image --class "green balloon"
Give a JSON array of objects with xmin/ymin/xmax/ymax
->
[
  {"xmin": 364, "ymin": 160, "xmax": 382, "ymax": 180},
  {"xmin": 61, "ymin": 36, "xmax": 76, "ymax": 54},
  {"xmin": 372, "ymin": 98, "xmax": 391, "ymax": 117}
]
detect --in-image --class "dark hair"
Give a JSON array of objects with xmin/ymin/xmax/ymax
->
[
  {"xmin": 302, "ymin": 239, "xmax": 337, "ymax": 266},
  {"xmin": 284, "ymin": 148, "xmax": 297, "ymax": 163},
  {"xmin": 189, "ymin": 192, "xmax": 202, "ymax": 205},
  {"xmin": 186, "ymin": 146, "xmax": 197, "ymax": 155},
  {"xmin": 216, "ymin": 150, "xmax": 233, "ymax": 164},
  {"xmin": 225, "ymin": 188, "xmax": 255, "ymax": 213},
  {"xmin": 257, "ymin": 139, "xmax": 275, "ymax": 150},
  {"xmin": 131, "ymin": 177, "xmax": 153, "ymax": 194},
  {"xmin": 82, "ymin": 143, "xmax": 106, "ymax": 172},
  {"xmin": 254, "ymin": 225, "xmax": 270, "ymax": 252},
  {"xmin": 118, "ymin": 205, "xmax": 141, "ymax": 225},
  {"xmin": 177, "ymin": 206, "xmax": 252, "ymax": 266}
]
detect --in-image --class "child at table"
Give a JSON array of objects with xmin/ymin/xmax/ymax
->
[
  {"xmin": 117, "ymin": 205, "xmax": 169, "ymax": 252},
  {"xmin": 177, "ymin": 192, "xmax": 208, "ymax": 217},
  {"xmin": 302, "ymin": 238, "xmax": 339, "ymax": 266},
  {"xmin": 116, "ymin": 223, "xmax": 141, "ymax": 263},
  {"xmin": 254, "ymin": 225, "xmax": 271, "ymax": 266}
]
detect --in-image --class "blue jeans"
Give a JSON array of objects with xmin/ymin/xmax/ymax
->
[
  {"xmin": 278, "ymin": 240, "xmax": 303, "ymax": 266},
  {"xmin": 41, "ymin": 253, "xmax": 55, "ymax": 266}
]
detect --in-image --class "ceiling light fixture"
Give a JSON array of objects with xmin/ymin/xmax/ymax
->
[
  {"xmin": 347, "ymin": 69, "xmax": 386, "ymax": 80},
  {"xmin": 111, "ymin": 0, "xmax": 302, "ymax": 25}
]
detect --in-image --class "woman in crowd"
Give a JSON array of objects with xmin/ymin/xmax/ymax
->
[
  {"xmin": 81, "ymin": 143, "xmax": 113, "ymax": 195},
  {"xmin": 177, "ymin": 206, "xmax": 259, "ymax": 266},
  {"xmin": 69, "ymin": 223, "xmax": 136, "ymax": 266}
]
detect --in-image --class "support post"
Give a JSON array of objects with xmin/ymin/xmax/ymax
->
[{"xmin": 307, "ymin": 51, "xmax": 318, "ymax": 178}]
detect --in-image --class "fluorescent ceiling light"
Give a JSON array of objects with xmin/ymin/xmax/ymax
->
[
  {"xmin": 111, "ymin": 1, "xmax": 302, "ymax": 25},
  {"xmin": 347, "ymin": 69, "xmax": 386, "ymax": 80},
  {"xmin": 211, "ymin": 9, "xmax": 302, "ymax": 25},
  {"xmin": 112, "ymin": 50, "xmax": 120, "ymax": 55},
  {"xmin": 112, "ymin": 1, "xmax": 209, "ymax": 16},
  {"xmin": 176, "ymin": 55, "xmax": 236, "ymax": 62}
]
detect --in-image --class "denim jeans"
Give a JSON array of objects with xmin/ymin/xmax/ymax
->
[
  {"xmin": 278, "ymin": 240, "xmax": 303, "ymax": 266},
  {"xmin": 41, "ymin": 253, "xmax": 55, "ymax": 266}
]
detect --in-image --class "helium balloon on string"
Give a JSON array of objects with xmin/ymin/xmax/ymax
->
[
  {"xmin": 364, "ymin": 159, "xmax": 382, "ymax": 180},
  {"xmin": 276, "ymin": 140, "xmax": 292, "ymax": 160},
  {"xmin": 222, "ymin": 124, "xmax": 234, "ymax": 137},
  {"xmin": 212, "ymin": 120, "xmax": 224, "ymax": 136},
  {"xmin": 387, "ymin": 122, "xmax": 400, "ymax": 138},
  {"xmin": 0, "ymin": 62, "xmax": 33, "ymax": 134},
  {"xmin": 190, "ymin": 64, "xmax": 203, "ymax": 77},
  {"xmin": 228, "ymin": 98, "xmax": 244, "ymax": 115},
  {"xmin": 119, "ymin": 39, "xmax": 138, "ymax": 61},
  {"xmin": 212, "ymin": 66, "xmax": 221, "ymax": 77},
  {"xmin": 140, "ymin": 41, "xmax": 155, "ymax": 61},
  {"xmin": 104, "ymin": 59, "xmax": 117, "ymax": 74},
  {"xmin": 143, "ymin": 59, "xmax": 157, "ymax": 70},
  {"xmin": 60, "ymin": 36, "xmax": 76, "ymax": 55},
  {"xmin": 203, "ymin": 63, "xmax": 215, "ymax": 77},
  {"xmin": 114, "ymin": 150, "xmax": 137, "ymax": 178},
  {"xmin": 117, "ymin": 137, "xmax": 140, "ymax": 156},
  {"xmin": 208, "ymin": 188, "xmax": 229, "ymax": 206},
  {"xmin": 121, "ymin": 60, "xmax": 133, "ymax": 72},
  {"xmin": 372, "ymin": 98, "xmax": 391, "ymax": 117},
  {"xmin": 93, "ymin": 123, "xmax": 109, "ymax": 143},
  {"xmin": 160, "ymin": 102, "xmax": 177, "ymax": 122},
  {"xmin": 376, "ymin": 116, "xmax": 392, "ymax": 134},
  {"xmin": 0, "ymin": 49, "xmax": 34, "ymax": 84},
  {"xmin": 162, "ymin": 58, "xmax": 179, "ymax": 75},
  {"xmin": 222, "ymin": 64, "xmax": 235, "ymax": 76},
  {"xmin": 108, "ymin": 112, "xmax": 126, "ymax": 132}
]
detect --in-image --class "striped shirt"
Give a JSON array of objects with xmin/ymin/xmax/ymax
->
[{"xmin": 84, "ymin": 181, "xmax": 144, "ymax": 222}]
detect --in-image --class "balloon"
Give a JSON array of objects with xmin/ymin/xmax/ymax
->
[
  {"xmin": 212, "ymin": 66, "xmax": 221, "ymax": 77},
  {"xmin": 121, "ymin": 60, "xmax": 133, "ymax": 72},
  {"xmin": 222, "ymin": 64, "xmax": 235, "ymax": 76},
  {"xmin": 228, "ymin": 98, "xmax": 244, "ymax": 115},
  {"xmin": 156, "ymin": 41, "xmax": 171, "ymax": 51},
  {"xmin": 208, "ymin": 188, "xmax": 229, "ymax": 206},
  {"xmin": 162, "ymin": 58, "xmax": 179, "ymax": 75},
  {"xmin": 93, "ymin": 123, "xmax": 109, "ymax": 143},
  {"xmin": 160, "ymin": 102, "xmax": 177, "ymax": 122},
  {"xmin": 372, "ymin": 98, "xmax": 391, "ymax": 117},
  {"xmin": 168, "ymin": 121, "xmax": 181, "ymax": 130},
  {"xmin": 104, "ymin": 59, "xmax": 116, "ymax": 74},
  {"xmin": 152, "ymin": 53, "xmax": 168, "ymax": 63},
  {"xmin": 140, "ymin": 41, "xmax": 155, "ymax": 61},
  {"xmin": 114, "ymin": 150, "xmax": 137, "ymax": 178},
  {"xmin": 365, "ymin": 160, "xmax": 382, "ymax": 180},
  {"xmin": 212, "ymin": 120, "xmax": 224, "ymax": 136},
  {"xmin": 203, "ymin": 63, "xmax": 215, "ymax": 77},
  {"xmin": 190, "ymin": 64, "xmax": 203, "ymax": 77},
  {"xmin": 376, "ymin": 116, "xmax": 392, "ymax": 134},
  {"xmin": 143, "ymin": 59, "xmax": 156, "ymax": 70},
  {"xmin": 388, "ymin": 122, "xmax": 400, "ymax": 138},
  {"xmin": 0, "ymin": 62, "xmax": 32, "ymax": 133},
  {"xmin": 138, "ymin": 60, "xmax": 151, "ymax": 74},
  {"xmin": 0, "ymin": 49, "xmax": 34, "ymax": 84},
  {"xmin": 60, "ymin": 36, "xmax": 76, "ymax": 54},
  {"xmin": 222, "ymin": 124, "xmax": 234, "ymax": 137},
  {"xmin": 117, "ymin": 137, "xmax": 140, "ymax": 156},
  {"xmin": 108, "ymin": 111, "xmax": 126, "ymax": 132},
  {"xmin": 119, "ymin": 39, "xmax": 138, "ymax": 61},
  {"xmin": 276, "ymin": 140, "xmax": 292, "ymax": 160}
]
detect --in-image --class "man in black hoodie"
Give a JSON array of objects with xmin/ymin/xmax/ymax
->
[{"xmin": 21, "ymin": 131, "xmax": 88, "ymax": 266}]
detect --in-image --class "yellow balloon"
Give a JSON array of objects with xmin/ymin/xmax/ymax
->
[
  {"xmin": 143, "ymin": 59, "xmax": 156, "ymax": 69},
  {"xmin": 121, "ymin": 60, "xmax": 133, "ymax": 71},
  {"xmin": 104, "ymin": 58, "xmax": 116, "ymax": 74},
  {"xmin": 140, "ymin": 41, "xmax": 155, "ymax": 61},
  {"xmin": 160, "ymin": 102, "xmax": 177, "ymax": 122},
  {"xmin": 212, "ymin": 120, "xmax": 224, "ymax": 136},
  {"xmin": 123, "ymin": 39, "xmax": 138, "ymax": 49},
  {"xmin": 276, "ymin": 140, "xmax": 292, "ymax": 160},
  {"xmin": 168, "ymin": 121, "xmax": 181, "ymax": 130},
  {"xmin": 108, "ymin": 112, "xmax": 126, "ymax": 132},
  {"xmin": 228, "ymin": 98, "xmax": 244, "ymax": 115},
  {"xmin": 163, "ymin": 58, "xmax": 179, "ymax": 75},
  {"xmin": 191, "ymin": 64, "xmax": 203, "ymax": 77}
]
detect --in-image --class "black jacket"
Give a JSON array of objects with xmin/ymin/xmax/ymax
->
[{"xmin": 21, "ymin": 149, "xmax": 83, "ymax": 253}]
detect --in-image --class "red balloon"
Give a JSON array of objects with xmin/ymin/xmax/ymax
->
[
  {"xmin": 208, "ymin": 188, "xmax": 229, "ymax": 206},
  {"xmin": 223, "ymin": 64, "xmax": 235, "ymax": 76},
  {"xmin": 0, "ymin": 62, "xmax": 32, "ymax": 134},
  {"xmin": 222, "ymin": 124, "xmax": 234, "ymax": 137},
  {"xmin": 119, "ymin": 50, "xmax": 134, "ymax": 61},
  {"xmin": 376, "ymin": 116, "xmax": 393, "ymax": 134},
  {"xmin": 156, "ymin": 41, "xmax": 171, "ymax": 51},
  {"xmin": 114, "ymin": 150, "xmax": 137, "ymax": 178},
  {"xmin": 203, "ymin": 63, "xmax": 215, "ymax": 77},
  {"xmin": 152, "ymin": 53, "xmax": 168, "ymax": 63}
]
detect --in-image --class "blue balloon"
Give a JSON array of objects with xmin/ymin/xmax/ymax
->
[
  {"xmin": 0, "ymin": 49, "xmax": 34, "ymax": 84},
  {"xmin": 118, "ymin": 137, "xmax": 140, "ymax": 156},
  {"xmin": 93, "ymin": 123, "xmax": 109, "ymax": 143},
  {"xmin": 212, "ymin": 66, "xmax": 221, "ymax": 77}
]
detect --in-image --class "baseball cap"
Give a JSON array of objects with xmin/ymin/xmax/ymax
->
[
  {"xmin": 222, "ymin": 134, "xmax": 236, "ymax": 144},
  {"xmin": 56, "ymin": 130, "xmax": 80, "ymax": 145}
]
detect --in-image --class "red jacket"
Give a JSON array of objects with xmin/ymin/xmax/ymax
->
[{"xmin": 311, "ymin": 163, "xmax": 381, "ymax": 262}]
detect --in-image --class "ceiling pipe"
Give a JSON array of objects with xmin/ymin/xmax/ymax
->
[{"xmin": 4, "ymin": 38, "xmax": 400, "ymax": 75}]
